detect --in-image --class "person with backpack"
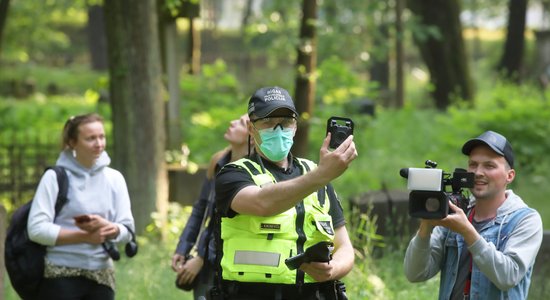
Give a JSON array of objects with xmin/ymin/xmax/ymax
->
[
  {"xmin": 26, "ymin": 113, "xmax": 135, "ymax": 300},
  {"xmin": 404, "ymin": 130, "xmax": 544, "ymax": 300},
  {"xmin": 171, "ymin": 113, "xmax": 250, "ymax": 299}
]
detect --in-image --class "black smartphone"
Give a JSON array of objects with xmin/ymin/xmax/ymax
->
[
  {"xmin": 326, "ymin": 116, "xmax": 354, "ymax": 149},
  {"xmin": 73, "ymin": 214, "xmax": 91, "ymax": 223}
]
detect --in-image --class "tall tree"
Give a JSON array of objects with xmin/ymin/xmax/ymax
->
[
  {"xmin": 408, "ymin": 0, "xmax": 473, "ymax": 110},
  {"xmin": 0, "ymin": 0, "xmax": 10, "ymax": 58},
  {"xmin": 497, "ymin": 0, "xmax": 528, "ymax": 82},
  {"xmin": 86, "ymin": 4, "xmax": 108, "ymax": 70},
  {"xmin": 395, "ymin": 0, "xmax": 405, "ymax": 108},
  {"xmin": 182, "ymin": 0, "xmax": 201, "ymax": 75},
  {"xmin": 103, "ymin": 0, "xmax": 168, "ymax": 233},
  {"xmin": 293, "ymin": 0, "xmax": 318, "ymax": 157},
  {"xmin": 239, "ymin": 0, "xmax": 254, "ymax": 79},
  {"xmin": 158, "ymin": 0, "xmax": 182, "ymax": 151}
]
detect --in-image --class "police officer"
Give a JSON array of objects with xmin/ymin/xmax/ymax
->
[{"xmin": 214, "ymin": 86, "xmax": 357, "ymax": 299}]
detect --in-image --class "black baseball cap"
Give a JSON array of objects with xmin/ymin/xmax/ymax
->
[
  {"xmin": 247, "ymin": 86, "xmax": 298, "ymax": 119},
  {"xmin": 461, "ymin": 130, "xmax": 514, "ymax": 168}
]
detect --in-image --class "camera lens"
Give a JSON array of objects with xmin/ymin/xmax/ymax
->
[
  {"xmin": 425, "ymin": 197, "xmax": 440, "ymax": 212},
  {"xmin": 335, "ymin": 131, "xmax": 347, "ymax": 144}
]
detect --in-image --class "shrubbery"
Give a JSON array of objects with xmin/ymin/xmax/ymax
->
[{"xmin": 2, "ymin": 59, "xmax": 549, "ymax": 299}]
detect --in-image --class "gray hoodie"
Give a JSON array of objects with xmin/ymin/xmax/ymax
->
[{"xmin": 28, "ymin": 149, "xmax": 135, "ymax": 270}]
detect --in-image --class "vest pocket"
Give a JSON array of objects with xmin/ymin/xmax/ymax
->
[{"xmin": 222, "ymin": 238, "xmax": 295, "ymax": 283}]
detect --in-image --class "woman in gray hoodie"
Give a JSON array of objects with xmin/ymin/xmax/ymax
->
[{"xmin": 27, "ymin": 113, "xmax": 135, "ymax": 300}]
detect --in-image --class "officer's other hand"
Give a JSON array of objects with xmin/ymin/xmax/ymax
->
[{"xmin": 300, "ymin": 261, "xmax": 334, "ymax": 282}]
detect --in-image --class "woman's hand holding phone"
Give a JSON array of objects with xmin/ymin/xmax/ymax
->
[
  {"xmin": 74, "ymin": 214, "xmax": 110, "ymax": 233},
  {"xmin": 74, "ymin": 214, "xmax": 91, "ymax": 223}
]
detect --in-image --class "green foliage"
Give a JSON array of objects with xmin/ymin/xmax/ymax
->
[
  {"xmin": 317, "ymin": 0, "xmax": 387, "ymax": 66},
  {"xmin": 316, "ymin": 55, "xmax": 369, "ymax": 105},
  {"xmin": 453, "ymin": 82, "xmax": 550, "ymax": 174},
  {"xmin": 310, "ymin": 82, "xmax": 550, "ymax": 230},
  {"xmin": 3, "ymin": 1, "xmax": 88, "ymax": 64},
  {"xmin": 245, "ymin": 1, "xmax": 301, "ymax": 66},
  {"xmin": 0, "ymin": 63, "xmax": 106, "ymax": 95},
  {"xmin": 145, "ymin": 202, "xmax": 193, "ymax": 247},
  {"xmin": 179, "ymin": 60, "xmax": 248, "ymax": 164},
  {"xmin": 344, "ymin": 206, "xmax": 390, "ymax": 298},
  {"xmin": 0, "ymin": 95, "xmax": 105, "ymax": 142}
]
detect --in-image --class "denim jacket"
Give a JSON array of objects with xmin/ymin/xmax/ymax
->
[
  {"xmin": 440, "ymin": 207, "xmax": 534, "ymax": 299},
  {"xmin": 404, "ymin": 190, "xmax": 543, "ymax": 300}
]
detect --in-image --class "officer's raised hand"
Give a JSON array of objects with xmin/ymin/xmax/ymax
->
[{"xmin": 315, "ymin": 133, "xmax": 358, "ymax": 185}]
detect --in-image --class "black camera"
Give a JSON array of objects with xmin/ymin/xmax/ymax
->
[
  {"xmin": 326, "ymin": 117, "xmax": 354, "ymax": 149},
  {"xmin": 285, "ymin": 241, "xmax": 333, "ymax": 270},
  {"xmin": 400, "ymin": 160, "xmax": 474, "ymax": 219},
  {"xmin": 102, "ymin": 224, "xmax": 138, "ymax": 261}
]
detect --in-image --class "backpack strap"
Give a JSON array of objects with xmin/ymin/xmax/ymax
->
[{"xmin": 45, "ymin": 166, "xmax": 69, "ymax": 216}]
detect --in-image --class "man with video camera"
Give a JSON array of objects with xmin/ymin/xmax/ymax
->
[
  {"xmin": 404, "ymin": 130, "xmax": 543, "ymax": 300},
  {"xmin": 213, "ymin": 86, "xmax": 357, "ymax": 299}
]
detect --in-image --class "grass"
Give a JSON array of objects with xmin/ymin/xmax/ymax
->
[
  {"xmin": 0, "ymin": 238, "xmax": 460, "ymax": 300},
  {"xmin": 5, "ymin": 236, "xmax": 546, "ymax": 299},
  {"xmin": 2, "ymin": 239, "xmax": 194, "ymax": 300},
  {"xmin": 114, "ymin": 239, "xmax": 194, "ymax": 300}
]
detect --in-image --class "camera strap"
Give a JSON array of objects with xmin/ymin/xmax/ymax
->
[{"xmin": 463, "ymin": 207, "xmax": 476, "ymax": 298}]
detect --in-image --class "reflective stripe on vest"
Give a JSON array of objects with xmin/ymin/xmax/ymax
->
[
  {"xmin": 234, "ymin": 250, "xmax": 280, "ymax": 267},
  {"xmin": 220, "ymin": 158, "xmax": 335, "ymax": 284}
]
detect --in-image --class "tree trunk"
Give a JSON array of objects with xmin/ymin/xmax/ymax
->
[
  {"xmin": 162, "ymin": 19, "xmax": 182, "ymax": 150},
  {"xmin": 187, "ymin": 16, "xmax": 201, "ymax": 75},
  {"xmin": 87, "ymin": 5, "xmax": 108, "ymax": 71},
  {"xmin": 0, "ymin": 0, "xmax": 10, "ymax": 58},
  {"xmin": 408, "ymin": 0, "xmax": 473, "ymax": 110},
  {"xmin": 395, "ymin": 0, "xmax": 404, "ymax": 108},
  {"xmin": 497, "ymin": 0, "xmax": 528, "ymax": 83},
  {"xmin": 179, "ymin": 0, "xmax": 201, "ymax": 75},
  {"xmin": 240, "ymin": 0, "xmax": 254, "ymax": 80},
  {"xmin": 370, "ymin": 23, "xmax": 390, "ymax": 105},
  {"xmin": 241, "ymin": 0, "xmax": 254, "ymax": 30},
  {"xmin": 534, "ymin": 30, "xmax": 550, "ymax": 88},
  {"xmin": 293, "ymin": 0, "xmax": 318, "ymax": 157},
  {"xmin": 103, "ymin": 0, "xmax": 168, "ymax": 234}
]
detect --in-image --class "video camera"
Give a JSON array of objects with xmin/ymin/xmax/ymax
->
[
  {"xmin": 285, "ymin": 241, "xmax": 334, "ymax": 270},
  {"xmin": 400, "ymin": 160, "xmax": 474, "ymax": 219}
]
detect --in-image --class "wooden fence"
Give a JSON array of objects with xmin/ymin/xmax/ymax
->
[{"xmin": 0, "ymin": 137, "xmax": 61, "ymax": 210}]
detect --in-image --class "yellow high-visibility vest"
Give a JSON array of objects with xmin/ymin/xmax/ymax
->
[{"xmin": 220, "ymin": 158, "xmax": 335, "ymax": 284}]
